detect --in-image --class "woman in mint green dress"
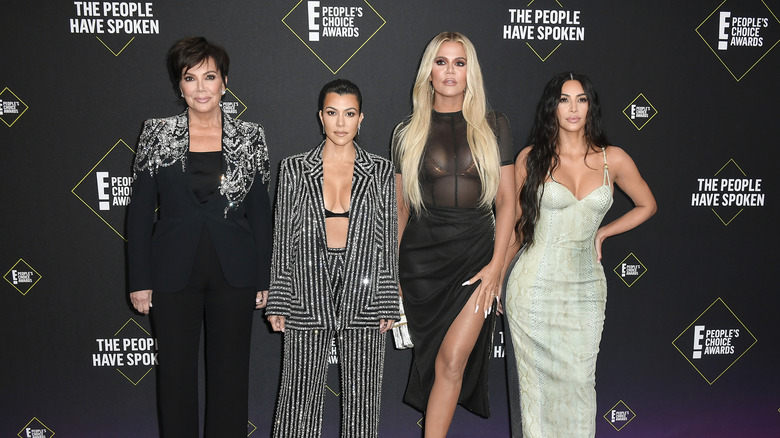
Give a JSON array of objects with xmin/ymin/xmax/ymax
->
[{"xmin": 505, "ymin": 72, "xmax": 656, "ymax": 438}]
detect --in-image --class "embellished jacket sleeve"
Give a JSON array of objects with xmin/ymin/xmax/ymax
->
[
  {"xmin": 374, "ymin": 159, "xmax": 400, "ymax": 320},
  {"xmin": 266, "ymin": 157, "xmax": 299, "ymax": 318},
  {"xmin": 237, "ymin": 122, "xmax": 272, "ymax": 291}
]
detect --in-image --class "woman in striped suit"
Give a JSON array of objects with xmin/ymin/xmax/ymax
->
[{"xmin": 266, "ymin": 79, "xmax": 399, "ymax": 438}]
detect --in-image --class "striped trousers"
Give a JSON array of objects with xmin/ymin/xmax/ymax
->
[{"xmin": 272, "ymin": 328, "xmax": 386, "ymax": 438}]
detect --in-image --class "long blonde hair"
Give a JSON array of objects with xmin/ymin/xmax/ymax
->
[{"xmin": 394, "ymin": 32, "xmax": 500, "ymax": 214}]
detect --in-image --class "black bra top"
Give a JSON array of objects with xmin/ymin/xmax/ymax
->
[{"xmin": 324, "ymin": 208, "xmax": 349, "ymax": 218}]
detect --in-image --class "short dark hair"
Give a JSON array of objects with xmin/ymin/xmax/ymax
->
[
  {"xmin": 166, "ymin": 36, "xmax": 229, "ymax": 95},
  {"xmin": 318, "ymin": 79, "xmax": 362, "ymax": 112}
]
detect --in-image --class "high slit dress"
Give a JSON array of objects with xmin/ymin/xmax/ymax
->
[{"xmin": 394, "ymin": 110, "xmax": 514, "ymax": 416}]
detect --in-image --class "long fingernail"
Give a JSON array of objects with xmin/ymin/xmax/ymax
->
[
  {"xmin": 462, "ymin": 281, "xmax": 470, "ymax": 286},
  {"xmin": 488, "ymin": 306, "xmax": 492, "ymax": 314},
  {"xmin": 484, "ymin": 309, "xmax": 488, "ymax": 319},
  {"xmin": 474, "ymin": 305, "xmax": 479, "ymax": 314}
]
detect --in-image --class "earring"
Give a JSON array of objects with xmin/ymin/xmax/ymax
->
[
  {"xmin": 221, "ymin": 89, "xmax": 226, "ymax": 95},
  {"xmin": 358, "ymin": 125, "xmax": 361, "ymax": 135},
  {"xmin": 322, "ymin": 127, "xmax": 325, "ymax": 135},
  {"xmin": 180, "ymin": 91, "xmax": 184, "ymax": 98}
]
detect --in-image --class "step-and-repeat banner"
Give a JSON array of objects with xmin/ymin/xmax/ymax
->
[{"xmin": 2, "ymin": 1, "xmax": 778, "ymax": 437}]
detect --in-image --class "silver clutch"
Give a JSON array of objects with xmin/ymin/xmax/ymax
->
[{"xmin": 392, "ymin": 296, "xmax": 413, "ymax": 349}]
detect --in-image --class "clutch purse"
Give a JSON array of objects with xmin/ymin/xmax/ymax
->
[{"xmin": 392, "ymin": 296, "xmax": 414, "ymax": 349}]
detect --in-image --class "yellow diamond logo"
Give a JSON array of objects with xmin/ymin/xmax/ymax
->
[
  {"xmin": 72, "ymin": 140, "xmax": 136, "ymax": 240},
  {"xmin": 603, "ymin": 400, "xmax": 636, "ymax": 431},
  {"xmin": 221, "ymin": 88, "xmax": 248, "ymax": 119},
  {"xmin": 622, "ymin": 94, "xmax": 658, "ymax": 131},
  {"xmin": 695, "ymin": 0, "xmax": 780, "ymax": 81},
  {"xmin": 1, "ymin": 87, "xmax": 30, "ymax": 128},
  {"xmin": 672, "ymin": 297, "xmax": 757, "ymax": 384},
  {"xmin": 17, "ymin": 417, "xmax": 55, "ymax": 438},
  {"xmin": 4, "ymin": 259, "xmax": 42, "ymax": 296},
  {"xmin": 612, "ymin": 253, "xmax": 647, "ymax": 287},
  {"xmin": 282, "ymin": 0, "xmax": 386, "ymax": 74}
]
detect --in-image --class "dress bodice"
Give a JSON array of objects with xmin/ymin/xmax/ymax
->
[
  {"xmin": 534, "ymin": 182, "xmax": 613, "ymax": 251},
  {"xmin": 396, "ymin": 110, "xmax": 514, "ymax": 208}
]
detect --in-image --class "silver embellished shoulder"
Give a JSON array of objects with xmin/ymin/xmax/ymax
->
[
  {"xmin": 133, "ymin": 112, "xmax": 189, "ymax": 176},
  {"xmin": 133, "ymin": 110, "xmax": 271, "ymax": 216}
]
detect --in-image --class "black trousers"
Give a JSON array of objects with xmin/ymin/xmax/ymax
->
[{"xmin": 151, "ymin": 230, "xmax": 256, "ymax": 438}]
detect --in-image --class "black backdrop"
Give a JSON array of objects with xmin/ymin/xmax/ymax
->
[{"xmin": 2, "ymin": 1, "xmax": 779, "ymax": 437}]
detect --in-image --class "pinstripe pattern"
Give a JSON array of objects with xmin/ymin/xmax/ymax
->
[
  {"xmin": 273, "ymin": 329, "xmax": 330, "ymax": 437},
  {"xmin": 268, "ymin": 142, "xmax": 397, "ymax": 437},
  {"xmin": 272, "ymin": 328, "xmax": 386, "ymax": 438},
  {"xmin": 337, "ymin": 329, "xmax": 385, "ymax": 438},
  {"xmin": 267, "ymin": 141, "xmax": 400, "ymax": 329}
]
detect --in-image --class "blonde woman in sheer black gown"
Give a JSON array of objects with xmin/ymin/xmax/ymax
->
[{"xmin": 393, "ymin": 32, "xmax": 515, "ymax": 437}]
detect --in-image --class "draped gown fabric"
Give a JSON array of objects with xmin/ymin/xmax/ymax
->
[
  {"xmin": 395, "ymin": 110, "xmax": 513, "ymax": 417},
  {"xmin": 505, "ymin": 148, "xmax": 613, "ymax": 437}
]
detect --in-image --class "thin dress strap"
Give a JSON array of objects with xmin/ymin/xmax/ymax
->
[{"xmin": 601, "ymin": 147, "xmax": 611, "ymax": 186}]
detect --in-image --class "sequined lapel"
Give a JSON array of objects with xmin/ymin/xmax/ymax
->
[
  {"xmin": 344, "ymin": 144, "xmax": 374, "ymax": 258},
  {"xmin": 302, "ymin": 143, "xmax": 329, "ymax": 251}
]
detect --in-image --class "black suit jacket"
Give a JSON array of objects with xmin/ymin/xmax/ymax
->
[{"xmin": 127, "ymin": 110, "xmax": 272, "ymax": 293}]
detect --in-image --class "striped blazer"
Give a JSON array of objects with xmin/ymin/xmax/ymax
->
[{"xmin": 266, "ymin": 142, "xmax": 400, "ymax": 330}]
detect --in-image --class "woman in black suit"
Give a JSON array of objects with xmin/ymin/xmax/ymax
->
[
  {"xmin": 127, "ymin": 36, "xmax": 271, "ymax": 438},
  {"xmin": 266, "ymin": 79, "xmax": 399, "ymax": 438}
]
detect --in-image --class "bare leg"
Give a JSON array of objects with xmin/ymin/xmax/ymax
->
[{"xmin": 424, "ymin": 291, "xmax": 485, "ymax": 438}]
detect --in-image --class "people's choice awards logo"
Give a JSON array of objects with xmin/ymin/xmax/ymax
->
[
  {"xmin": 17, "ymin": 417, "xmax": 54, "ymax": 438},
  {"xmin": 502, "ymin": 0, "xmax": 586, "ymax": 61},
  {"xmin": 1, "ymin": 87, "xmax": 30, "ymax": 127},
  {"xmin": 282, "ymin": 0, "xmax": 386, "ymax": 73},
  {"xmin": 622, "ymin": 94, "xmax": 658, "ymax": 131},
  {"xmin": 695, "ymin": 0, "xmax": 780, "ymax": 81},
  {"xmin": 4, "ymin": 259, "xmax": 42, "ymax": 296},
  {"xmin": 72, "ymin": 140, "xmax": 136, "ymax": 240},
  {"xmin": 612, "ymin": 253, "xmax": 647, "ymax": 287},
  {"xmin": 691, "ymin": 159, "xmax": 764, "ymax": 226},
  {"xmin": 68, "ymin": 1, "xmax": 161, "ymax": 56},
  {"xmin": 221, "ymin": 89, "xmax": 247, "ymax": 119},
  {"xmin": 602, "ymin": 400, "xmax": 636, "ymax": 432},
  {"xmin": 672, "ymin": 298, "xmax": 757, "ymax": 384},
  {"xmin": 92, "ymin": 318, "xmax": 157, "ymax": 385}
]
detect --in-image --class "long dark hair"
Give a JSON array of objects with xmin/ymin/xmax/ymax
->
[{"xmin": 516, "ymin": 72, "xmax": 609, "ymax": 246}]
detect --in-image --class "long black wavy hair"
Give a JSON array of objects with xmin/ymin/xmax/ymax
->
[{"xmin": 516, "ymin": 72, "xmax": 610, "ymax": 246}]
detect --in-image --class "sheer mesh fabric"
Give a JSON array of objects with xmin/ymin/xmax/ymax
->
[{"xmin": 394, "ymin": 110, "xmax": 514, "ymax": 208}]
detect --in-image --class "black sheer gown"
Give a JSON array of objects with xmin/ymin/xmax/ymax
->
[{"xmin": 394, "ymin": 110, "xmax": 513, "ymax": 417}]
